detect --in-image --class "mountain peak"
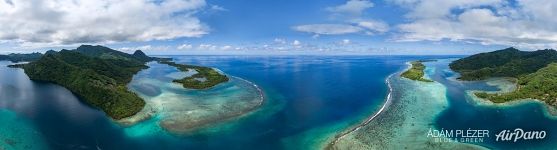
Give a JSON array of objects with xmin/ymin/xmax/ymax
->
[
  {"xmin": 500, "ymin": 47, "xmax": 519, "ymax": 51},
  {"xmin": 45, "ymin": 50, "xmax": 57, "ymax": 55},
  {"xmin": 132, "ymin": 50, "xmax": 153, "ymax": 61},
  {"xmin": 133, "ymin": 50, "xmax": 146, "ymax": 56}
]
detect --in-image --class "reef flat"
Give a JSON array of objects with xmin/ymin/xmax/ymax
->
[
  {"xmin": 0, "ymin": 109, "xmax": 47, "ymax": 150},
  {"xmin": 118, "ymin": 62, "xmax": 264, "ymax": 134},
  {"xmin": 328, "ymin": 61, "xmax": 486, "ymax": 150}
]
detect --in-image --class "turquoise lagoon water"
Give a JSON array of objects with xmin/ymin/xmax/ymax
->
[
  {"xmin": 429, "ymin": 59, "xmax": 557, "ymax": 149},
  {"xmin": 1, "ymin": 56, "xmax": 434, "ymax": 150},
  {"xmin": 330, "ymin": 59, "xmax": 557, "ymax": 149},
  {"xmin": 3, "ymin": 56, "xmax": 554, "ymax": 150},
  {"xmin": 121, "ymin": 62, "xmax": 264, "ymax": 135}
]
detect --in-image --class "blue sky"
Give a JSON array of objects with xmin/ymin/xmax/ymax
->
[{"xmin": 1, "ymin": 0, "xmax": 556, "ymax": 55}]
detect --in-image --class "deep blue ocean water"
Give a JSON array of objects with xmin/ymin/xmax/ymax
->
[
  {"xmin": 0, "ymin": 56, "xmax": 441, "ymax": 150},
  {"xmin": 5, "ymin": 55, "xmax": 553, "ymax": 150}
]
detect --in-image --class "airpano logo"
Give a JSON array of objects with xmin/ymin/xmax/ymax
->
[{"xmin": 495, "ymin": 128, "xmax": 546, "ymax": 142}]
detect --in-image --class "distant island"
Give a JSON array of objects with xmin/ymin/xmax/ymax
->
[
  {"xmin": 401, "ymin": 60, "xmax": 433, "ymax": 82},
  {"xmin": 160, "ymin": 61, "xmax": 229, "ymax": 89},
  {"xmin": 2, "ymin": 45, "xmax": 229, "ymax": 119},
  {"xmin": 0, "ymin": 52, "xmax": 43, "ymax": 62},
  {"xmin": 450, "ymin": 47, "xmax": 557, "ymax": 109}
]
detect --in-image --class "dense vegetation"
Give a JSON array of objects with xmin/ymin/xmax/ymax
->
[
  {"xmin": 8, "ymin": 45, "xmax": 228, "ymax": 118},
  {"xmin": 449, "ymin": 47, "xmax": 557, "ymax": 80},
  {"xmin": 75, "ymin": 45, "xmax": 153, "ymax": 61},
  {"xmin": 451, "ymin": 47, "xmax": 557, "ymax": 108},
  {"xmin": 160, "ymin": 61, "xmax": 229, "ymax": 89},
  {"xmin": 132, "ymin": 50, "xmax": 154, "ymax": 62},
  {"xmin": 0, "ymin": 52, "xmax": 43, "ymax": 62},
  {"xmin": 401, "ymin": 61, "xmax": 433, "ymax": 82},
  {"xmin": 22, "ymin": 45, "xmax": 152, "ymax": 119},
  {"xmin": 475, "ymin": 63, "xmax": 557, "ymax": 108}
]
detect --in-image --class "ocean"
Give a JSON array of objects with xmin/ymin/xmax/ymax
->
[{"xmin": 4, "ymin": 55, "xmax": 552, "ymax": 150}]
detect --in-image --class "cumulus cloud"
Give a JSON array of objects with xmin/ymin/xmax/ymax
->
[
  {"xmin": 293, "ymin": 0, "xmax": 388, "ymax": 37},
  {"xmin": 198, "ymin": 44, "xmax": 219, "ymax": 50},
  {"xmin": 0, "ymin": 0, "xmax": 209, "ymax": 46},
  {"xmin": 177, "ymin": 44, "xmax": 193, "ymax": 50},
  {"xmin": 326, "ymin": 0, "xmax": 374, "ymax": 16},
  {"xmin": 274, "ymin": 38, "xmax": 287, "ymax": 44},
  {"xmin": 391, "ymin": 0, "xmax": 557, "ymax": 49},
  {"xmin": 292, "ymin": 40, "xmax": 301, "ymax": 46}
]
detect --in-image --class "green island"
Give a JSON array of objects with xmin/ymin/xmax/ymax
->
[
  {"xmin": 450, "ymin": 47, "xmax": 557, "ymax": 108},
  {"xmin": 18, "ymin": 45, "xmax": 155, "ymax": 119},
  {"xmin": 3, "ymin": 45, "xmax": 231, "ymax": 119},
  {"xmin": 401, "ymin": 60, "xmax": 433, "ymax": 82},
  {"xmin": 450, "ymin": 47, "xmax": 557, "ymax": 80},
  {"xmin": 160, "ymin": 61, "xmax": 229, "ymax": 89}
]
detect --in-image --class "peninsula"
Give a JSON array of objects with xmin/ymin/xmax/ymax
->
[
  {"xmin": 20, "ymin": 45, "xmax": 153, "ymax": 119},
  {"xmin": 401, "ymin": 60, "xmax": 433, "ymax": 82},
  {"xmin": 450, "ymin": 47, "xmax": 557, "ymax": 108}
]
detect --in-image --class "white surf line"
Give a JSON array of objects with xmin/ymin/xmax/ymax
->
[
  {"xmin": 231, "ymin": 76, "xmax": 265, "ymax": 107},
  {"xmin": 214, "ymin": 67, "xmax": 264, "ymax": 106},
  {"xmin": 329, "ymin": 72, "xmax": 396, "ymax": 146}
]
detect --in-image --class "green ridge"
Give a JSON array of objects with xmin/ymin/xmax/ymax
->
[
  {"xmin": 450, "ymin": 47, "xmax": 557, "ymax": 80},
  {"xmin": 21, "ymin": 46, "xmax": 150, "ymax": 119}
]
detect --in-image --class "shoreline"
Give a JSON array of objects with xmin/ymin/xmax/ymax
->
[
  {"xmin": 326, "ymin": 73, "xmax": 394, "ymax": 148},
  {"xmin": 458, "ymin": 77, "xmax": 557, "ymax": 118},
  {"xmin": 448, "ymin": 66, "xmax": 557, "ymax": 118},
  {"xmin": 326, "ymin": 60, "xmax": 488, "ymax": 149},
  {"xmin": 325, "ymin": 63, "xmax": 405, "ymax": 149}
]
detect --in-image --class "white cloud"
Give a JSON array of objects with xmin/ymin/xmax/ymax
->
[
  {"xmin": 210, "ymin": 5, "xmax": 227, "ymax": 11},
  {"xmin": 0, "ymin": 0, "xmax": 209, "ymax": 46},
  {"xmin": 391, "ymin": 0, "xmax": 557, "ymax": 49},
  {"xmin": 341, "ymin": 39, "xmax": 351, "ymax": 45},
  {"xmin": 177, "ymin": 44, "xmax": 193, "ymax": 50},
  {"xmin": 119, "ymin": 45, "xmax": 170, "ymax": 52},
  {"xmin": 274, "ymin": 38, "xmax": 287, "ymax": 44},
  {"xmin": 220, "ymin": 45, "xmax": 232, "ymax": 50},
  {"xmin": 312, "ymin": 34, "xmax": 320, "ymax": 39},
  {"xmin": 198, "ymin": 44, "xmax": 218, "ymax": 50},
  {"xmin": 293, "ymin": 22, "xmax": 388, "ymax": 36},
  {"xmin": 293, "ymin": 0, "xmax": 388, "ymax": 37},
  {"xmin": 356, "ymin": 20, "xmax": 389, "ymax": 34},
  {"xmin": 326, "ymin": 0, "xmax": 374, "ymax": 16},
  {"xmin": 293, "ymin": 24, "xmax": 363, "ymax": 35},
  {"xmin": 292, "ymin": 40, "xmax": 301, "ymax": 46}
]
